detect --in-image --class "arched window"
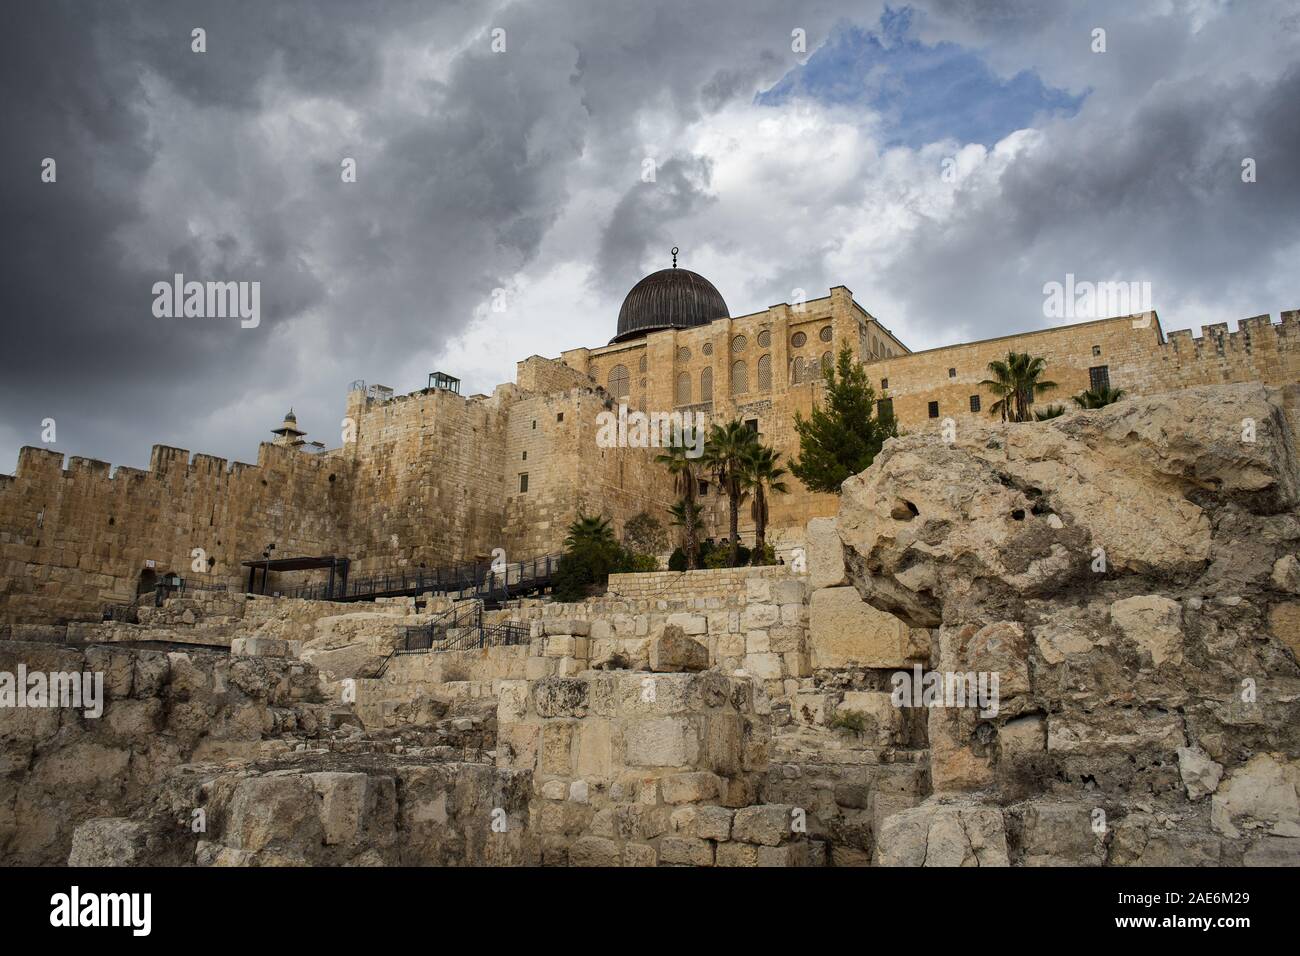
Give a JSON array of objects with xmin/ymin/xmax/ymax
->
[
  {"xmin": 676, "ymin": 372, "xmax": 691, "ymax": 406},
  {"xmin": 638, "ymin": 354, "xmax": 647, "ymax": 374},
  {"xmin": 731, "ymin": 360, "xmax": 748, "ymax": 395},
  {"xmin": 792, "ymin": 356, "xmax": 806, "ymax": 384},
  {"xmin": 757, "ymin": 353, "xmax": 772, "ymax": 391},
  {"xmin": 700, "ymin": 367, "xmax": 713, "ymax": 402},
  {"xmin": 821, "ymin": 351, "xmax": 833, "ymax": 370},
  {"xmin": 608, "ymin": 364, "xmax": 629, "ymax": 399}
]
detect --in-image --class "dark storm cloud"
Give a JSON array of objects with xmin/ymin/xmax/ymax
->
[
  {"xmin": 0, "ymin": 0, "xmax": 865, "ymax": 471},
  {"xmin": 879, "ymin": 60, "xmax": 1300, "ymax": 345},
  {"xmin": 1, "ymin": 0, "xmax": 1296, "ymax": 474},
  {"xmin": 595, "ymin": 156, "xmax": 719, "ymax": 298}
]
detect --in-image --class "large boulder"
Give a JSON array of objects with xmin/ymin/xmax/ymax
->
[{"xmin": 837, "ymin": 384, "xmax": 1300, "ymax": 864}]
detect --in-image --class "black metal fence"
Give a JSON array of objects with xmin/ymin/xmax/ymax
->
[
  {"xmin": 398, "ymin": 602, "xmax": 531, "ymax": 654},
  {"xmin": 278, "ymin": 553, "xmax": 560, "ymax": 604}
]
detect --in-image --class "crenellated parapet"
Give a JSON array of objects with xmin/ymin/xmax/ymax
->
[
  {"xmin": 0, "ymin": 441, "xmax": 355, "ymax": 628},
  {"xmin": 1158, "ymin": 310, "xmax": 1299, "ymax": 386}
]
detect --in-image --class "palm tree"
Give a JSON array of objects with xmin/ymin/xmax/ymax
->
[
  {"xmin": 667, "ymin": 498, "xmax": 704, "ymax": 559},
  {"xmin": 1073, "ymin": 385, "xmax": 1126, "ymax": 409},
  {"xmin": 739, "ymin": 443, "xmax": 789, "ymax": 564},
  {"xmin": 656, "ymin": 441, "xmax": 701, "ymax": 569},
  {"xmin": 701, "ymin": 420, "xmax": 757, "ymax": 567},
  {"xmin": 564, "ymin": 513, "xmax": 616, "ymax": 552},
  {"xmin": 1033, "ymin": 404, "xmax": 1066, "ymax": 420},
  {"xmin": 979, "ymin": 352, "xmax": 1057, "ymax": 423}
]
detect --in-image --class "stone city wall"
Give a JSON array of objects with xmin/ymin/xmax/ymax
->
[{"xmin": 0, "ymin": 442, "xmax": 351, "ymax": 629}]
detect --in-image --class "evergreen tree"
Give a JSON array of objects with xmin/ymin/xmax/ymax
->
[{"xmin": 790, "ymin": 344, "xmax": 898, "ymax": 494}]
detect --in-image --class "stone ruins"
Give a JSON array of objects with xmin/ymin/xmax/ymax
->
[{"xmin": 2, "ymin": 379, "xmax": 1297, "ymax": 866}]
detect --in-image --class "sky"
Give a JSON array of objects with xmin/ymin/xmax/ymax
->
[{"xmin": 2, "ymin": 0, "xmax": 1298, "ymax": 472}]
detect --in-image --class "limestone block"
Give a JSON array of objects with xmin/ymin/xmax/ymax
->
[
  {"xmin": 808, "ymin": 587, "xmax": 911, "ymax": 669},
  {"xmin": 768, "ymin": 626, "xmax": 803, "ymax": 653},
  {"xmin": 716, "ymin": 842, "xmax": 759, "ymax": 866},
  {"xmin": 1210, "ymin": 753, "xmax": 1300, "ymax": 838},
  {"xmin": 658, "ymin": 836, "xmax": 714, "ymax": 866},
  {"xmin": 574, "ymin": 718, "xmax": 614, "ymax": 782},
  {"xmin": 625, "ymin": 717, "xmax": 697, "ymax": 768},
  {"xmin": 539, "ymin": 779, "xmax": 568, "ymax": 800},
  {"xmin": 806, "ymin": 517, "xmax": 847, "ymax": 589},
  {"xmin": 649, "ymin": 625, "xmax": 709, "ymax": 673},
  {"xmin": 230, "ymin": 636, "xmax": 290, "ymax": 658},
  {"xmin": 772, "ymin": 578, "xmax": 805, "ymax": 606},
  {"xmin": 1271, "ymin": 554, "xmax": 1300, "ymax": 594},
  {"xmin": 666, "ymin": 613, "xmax": 707, "ymax": 635},
  {"xmin": 998, "ymin": 715, "xmax": 1046, "ymax": 759},
  {"xmin": 741, "ymin": 652, "xmax": 783, "ymax": 680},
  {"xmin": 1110, "ymin": 595, "xmax": 1183, "ymax": 666},
  {"xmin": 838, "ymin": 690, "xmax": 903, "ymax": 743},
  {"xmin": 543, "ymin": 619, "xmax": 590, "ymax": 637},
  {"xmin": 68, "ymin": 818, "xmax": 150, "ymax": 867},
  {"xmin": 1269, "ymin": 602, "xmax": 1300, "ymax": 659},
  {"xmin": 1177, "ymin": 746, "xmax": 1224, "ymax": 801},
  {"xmin": 757, "ymin": 843, "xmax": 808, "ymax": 867},
  {"xmin": 622, "ymin": 843, "xmax": 658, "ymax": 867},
  {"xmin": 875, "ymin": 801, "xmax": 1008, "ymax": 867},
  {"xmin": 669, "ymin": 806, "xmax": 699, "ymax": 836},
  {"xmin": 569, "ymin": 836, "xmax": 621, "ymax": 867},
  {"xmin": 540, "ymin": 722, "xmax": 576, "ymax": 775},
  {"xmin": 732, "ymin": 804, "xmax": 795, "ymax": 846},
  {"xmin": 307, "ymin": 772, "xmax": 369, "ymax": 846},
  {"xmin": 660, "ymin": 771, "xmax": 721, "ymax": 804},
  {"xmin": 740, "ymin": 603, "xmax": 780, "ymax": 630},
  {"xmin": 696, "ymin": 805, "xmax": 734, "ymax": 841},
  {"xmin": 497, "ymin": 680, "xmax": 529, "ymax": 724},
  {"xmin": 793, "ymin": 690, "xmax": 830, "ymax": 726}
]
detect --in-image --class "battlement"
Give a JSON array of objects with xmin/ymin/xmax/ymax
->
[
  {"xmin": 6, "ymin": 439, "xmax": 346, "ymax": 485},
  {"xmin": 1162, "ymin": 308, "xmax": 1297, "ymax": 356}
]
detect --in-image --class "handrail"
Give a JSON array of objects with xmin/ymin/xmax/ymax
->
[{"xmin": 274, "ymin": 552, "xmax": 561, "ymax": 604}]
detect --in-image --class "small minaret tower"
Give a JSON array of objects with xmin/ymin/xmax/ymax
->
[{"xmin": 270, "ymin": 408, "xmax": 308, "ymax": 447}]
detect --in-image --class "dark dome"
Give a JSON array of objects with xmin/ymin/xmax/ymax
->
[{"xmin": 612, "ymin": 267, "xmax": 729, "ymax": 343}]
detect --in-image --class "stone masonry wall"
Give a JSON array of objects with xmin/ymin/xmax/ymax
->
[
  {"xmin": 0, "ymin": 442, "xmax": 351, "ymax": 628},
  {"xmin": 867, "ymin": 309, "xmax": 1300, "ymax": 430}
]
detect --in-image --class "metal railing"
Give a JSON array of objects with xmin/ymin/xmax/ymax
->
[
  {"xmin": 102, "ymin": 598, "xmax": 142, "ymax": 624},
  {"xmin": 276, "ymin": 553, "xmax": 561, "ymax": 604},
  {"xmin": 398, "ymin": 602, "xmax": 531, "ymax": 655}
]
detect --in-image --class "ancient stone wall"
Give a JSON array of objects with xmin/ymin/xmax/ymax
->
[
  {"xmin": 0, "ymin": 442, "xmax": 351, "ymax": 628},
  {"xmin": 341, "ymin": 383, "xmax": 514, "ymax": 572},
  {"xmin": 0, "ymin": 640, "xmax": 330, "ymax": 865},
  {"xmin": 501, "ymin": 384, "xmax": 674, "ymax": 559},
  {"xmin": 867, "ymin": 309, "xmax": 1300, "ymax": 430}
]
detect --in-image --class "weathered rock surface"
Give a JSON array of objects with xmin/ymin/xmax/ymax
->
[
  {"xmin": 649, "ymin": 625, "xmax": 709, "ymax": 672},
  {"xmin": 0, "ymin": 641, "xmax": 330, "ymax": 865},
  {"xmin": 841, "ymin": 384, "xmax": 1300, "ymax": 866},
  {"xmin": 69, "ymin": 753, "xmax": 537, "ymax": 866}
]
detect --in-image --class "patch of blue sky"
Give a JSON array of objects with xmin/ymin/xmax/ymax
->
[{"xmin": 757, "ymin": 7, "xmax": 1085, "ymax": 148}]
